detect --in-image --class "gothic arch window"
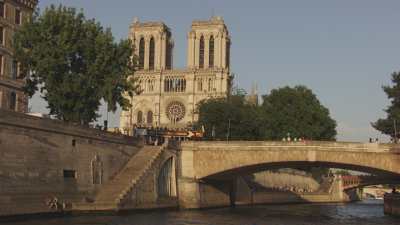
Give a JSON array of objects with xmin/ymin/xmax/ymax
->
[
  {"xmin": 137, "ymin": 111, "xmax": 143, "ymax": 124},
  {"xmin": 209, "ymin": 35, "xmax": 214, "ymax": 68},
  {"xmin": 138, "ymin": 37, "xmax": 145, "ymax": 70},
  {"xmin": 149, "ymin": 37, "xmax": 155, "ymax": 70},
  {"xmin": 147, "ymin": 111, "xmax": 153, "ymax": 124},
  {"xmin": 208, "ymin": 78, "xmax": 213, "ymax": 92},
  {"xmin": 148, "ymin": 79, "xmax": 154, "ymax": 92},
  {"xmin": 9, "ymin": 92, "xmax": 16, "ymax": 111},
  {"xmin": 199, "ymin": 36, "xmax": 204, "ymax": 68},
  {"xmin": 164, "ymin": 77, "xmax": 186, "ymax": 93},
  {"xmin": 144, "ymin": 79, "xmax": 148, "ymax": 92},
  {"xmin": 164, "ymin": 78, "xmax": 168, "ymax": 92},
  {"xmin": 166, "ymin": 33, "xmax": 172, "ymax": 69},
  {"xmin": 197, "ymin": 78, "xmax": 203, "ymax": 92},
  {"xmin": 138, "ymin": 79, "xmax": 143, "ymax": 93}
]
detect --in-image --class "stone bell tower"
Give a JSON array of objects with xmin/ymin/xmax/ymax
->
[
  {"xmin": 120, "ymin": 16, "xmax": 232, "ymax": 134},
  {"xmin": 187, "ymin": 16, "xmax": 231, "ymax": 70},
  {"xmin": 129, "ymin": 18, "xmax": 174, "ymax": 70}
]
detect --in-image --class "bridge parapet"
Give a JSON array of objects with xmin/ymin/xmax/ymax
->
[
  {"xmin": 181, "ymin": 141, "xmax": 397, "ymax": 153},
  {"xmin": 179, "ymin": 140, "xmax": 400, "ymax": 180},
  {"xmin": 341, "ymin": 175, "xmax": 400, "ymax": 190}
]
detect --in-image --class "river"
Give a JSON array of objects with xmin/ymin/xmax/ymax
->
[{"xmin": 1, "ymin": 200, "xmax": 398, "ymax": 225}]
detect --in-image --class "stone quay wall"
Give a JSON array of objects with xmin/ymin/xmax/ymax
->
[
  {"xmin": 0, "ymin": 109, "xmax": 142, "ymax": 216},
  {"xmin": 384, "ymin": 194, "xmax": 400, "ymax": 216}
]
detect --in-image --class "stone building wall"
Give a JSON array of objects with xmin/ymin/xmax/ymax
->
[
  {"xmin": 0, "ymin": 0, "xmax": 37, "ymax": 113},
  {"xmin": 384, "ymin": 194, "xmax": 400, "ymax": 216},
  {"xmin": 0, "ymin": 109, "xmax": 142, "ymax": 216}
]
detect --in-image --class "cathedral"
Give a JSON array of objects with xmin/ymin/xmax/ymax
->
[{"xmin": 119, "ymin": 16, "xmax": 232, "ymax": 132}]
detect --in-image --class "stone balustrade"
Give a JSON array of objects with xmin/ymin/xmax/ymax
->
[{"xmin": 181, "ymin": 141, "xmax": 396, "ymax": 153}]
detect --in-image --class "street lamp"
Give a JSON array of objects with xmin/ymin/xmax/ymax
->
[
  {"xmin": 226, "ymin": 119, "xmax": 231, "ymax": 142},
  {"xmin": 394, "ymin": 119, "xmax": 398, "ymax": 143}
]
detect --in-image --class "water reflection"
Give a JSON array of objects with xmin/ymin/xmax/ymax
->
[{"xmin": 2, "ymin": 200, "xmax": 398, "ymax": 225}]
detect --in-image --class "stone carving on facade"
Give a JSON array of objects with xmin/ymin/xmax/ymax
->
[
  {"xmin": 166, "ymin": 101, "xmax": 186, "ymax": 123},
  {"xmin": 91, "ymin": 155, "xmax": 103, "ymax": 185}
]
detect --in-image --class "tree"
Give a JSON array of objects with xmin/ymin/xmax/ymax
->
[
  {"xmin": 196, "ymin": 87, "xmax": 265, "ymax": 140},
  {"xmin": 197, "ymin": 85, "xmax": 336, "ymax": 141},
  {"xmin": 13, "ymin": 5, "xmax": 137, "ymax": 124},
  {"xmin": 261, "ymin": 85, "xmax": 337, "ymax": 140},
  {"xmin": 372, "ymin": 71, "xmax": 400, "ymax": 138}
]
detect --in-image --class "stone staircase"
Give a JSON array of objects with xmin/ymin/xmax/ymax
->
[
  {"xmin": 315, "ymin": 176, "xmax": 335, "ymax": 194},
  {"xmin": 73, "ymin": 145, "xmax": 163, "ymax": 211}
]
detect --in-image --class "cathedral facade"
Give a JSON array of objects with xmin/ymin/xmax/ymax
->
[{"xmin": 119, "ymin": 16, "xmax": 232, "ymax": 131}]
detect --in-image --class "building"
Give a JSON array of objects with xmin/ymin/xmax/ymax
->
[
  {"xmin": 245, "ymin": 83, "xmax": 259, "ymax": 106},
  {"xmin": 0, "ymin": 0, "xmax": 37, "ymax": 113},
  {"xmin": 119, "ymin": 16, "xmax": 232, "ymax": 132}
]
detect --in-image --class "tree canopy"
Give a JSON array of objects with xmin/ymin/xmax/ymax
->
[
  {"xmin": 14, "ymin": 5, "xmax": 137, "ymax": 124},
  {"xmin": 196, "ymin": 85, "xmax": 337, "ymax": 141},
  {"xmin": 196, "ymin": 88, "xmax": 264, "ymax": 140},
  {"xmin": 261, "ymin": 86, "xmax": 337, "ymax": 141},
  {"xmin": 372, "ymin": 71, "xmax": 400, "ymax": 138}
]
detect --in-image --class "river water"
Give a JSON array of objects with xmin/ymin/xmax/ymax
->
[{"xmin": 2, "ymin": 200, "xmax": 398, "ymax": 225}]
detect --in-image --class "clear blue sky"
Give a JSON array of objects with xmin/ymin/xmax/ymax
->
[{"xmin": 30, "ymin": 0, "xmax": 400, "ymax": 142}]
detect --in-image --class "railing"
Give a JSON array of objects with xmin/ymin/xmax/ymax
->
[{"xmin": 180, "ymin": 141, "xmax": 396, "ymax": 153}]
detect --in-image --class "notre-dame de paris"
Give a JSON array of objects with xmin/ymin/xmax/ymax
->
[{"xmin": 119, "ymin": 16, "xmax": 232, "ymax": 131}]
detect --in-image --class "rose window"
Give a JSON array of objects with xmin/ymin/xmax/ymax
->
[{"xmin": 166, "ymin": 101, "xmax": 186, "ymax": 123}]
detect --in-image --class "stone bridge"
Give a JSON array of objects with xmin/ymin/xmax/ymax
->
[
  {"xmin": 177, "ymin": 141, "xmax": 400, "ymax": 208},
  {"xmin": 341, "ymin": 175, "xmax": 400, "ymax": 190}
]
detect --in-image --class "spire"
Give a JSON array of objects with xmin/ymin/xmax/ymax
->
[
  {"xmin": 132, "ymin": 17, "xmax": 139, "ymax": 24},
  {"xmin": 251, "ymin": 82, "xmax": 258, "ymax": 95}
]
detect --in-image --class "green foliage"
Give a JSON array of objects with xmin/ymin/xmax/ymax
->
[
  {"xmin": 196, "ymin": 85, "xmax": 337, "ymax": 141},
  {"xmin": 13, "ymin": 5, "xmax": 137, "ymax": 124},
  {"xmin": 196, "ymin": 94, "xmax": 264, "ymax": 140},
  {"xmin": 372, "ymin": 71, "xmax": 400, "ymax": 138},
  {"xmin": 261, "ymin": 85, "xmax": 337, "ymax": 140}
]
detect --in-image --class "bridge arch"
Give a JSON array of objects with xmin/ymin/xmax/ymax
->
[
  {"xmin": 157, "ymin": 157, "xmax": 177, "ymax": 198},
  {"xmin": 179, "ymin": 141, "xmax": 400, "ymax": 181},
  {"xmin": 203, "ymin": 161, "xmax": 400, "ymax": 180}
]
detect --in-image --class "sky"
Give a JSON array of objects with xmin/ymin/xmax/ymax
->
[{"xmin": 30, "ymin": 0, "xmax": 400, "ymax": 142}]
